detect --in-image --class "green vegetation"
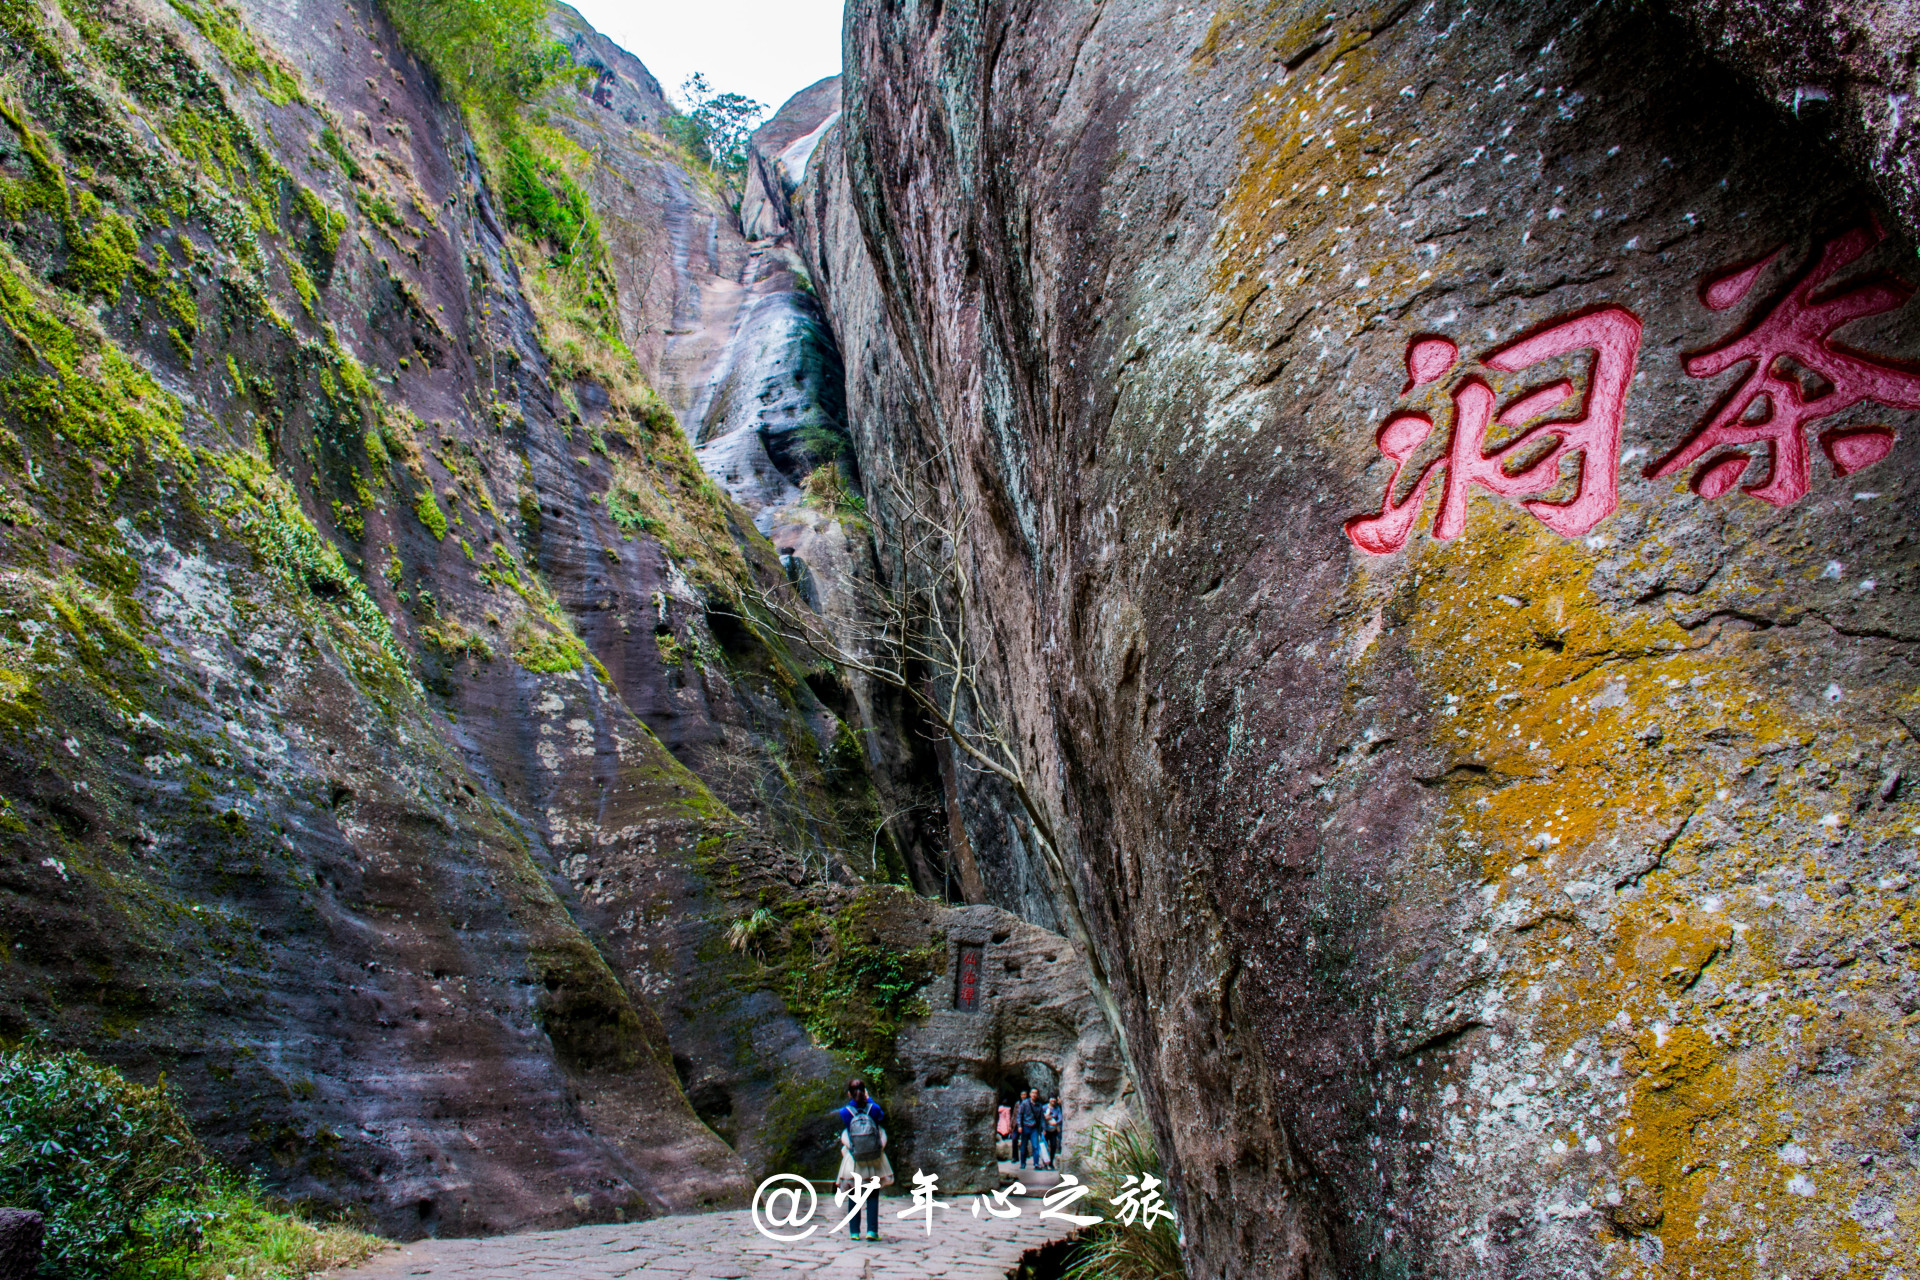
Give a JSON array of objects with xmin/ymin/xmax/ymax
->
[
  {"xmin": 510, "ymin": 615, "xmax": 587, "ymax": 673},
  {"xmin": 420, "ymin": 614, "xmax": 492, "ymax": 661},
  {"xmin": 725, "ymin": 906, "xmax": 780, "ymax": 957},
  {"xmin": 664, "ymin": 73, "xmax": 765, "ymax": 184},
  {"xmin": 378, "ymin": 0, "xmax": 574, "ymax": 121},
  {"xmin": 497, "ymin": 129, "xmax": 594, "ymax": 268},
  {"xmin": 775, "ymin": 888, "xmax": 943, "ymax": 1085},
  {"xmin": 606, "ymin": 484, "xmax": 665, "ymax": 536},
  {"xmin": 0, "ymin": 1044, "xmax": 382, "ymax": 1280},
  {"xmin": 166, "ymin": 0, "xmax": 303, "ymax": 105},
  {"xmin": 801, "ymin": 460, "xmax": 866, "ymax": 520},
  {"xmin": 1062, "ymin": 1122, "xmax": 1184, "ymax": 1280},
  {"xmin": 413, "ymin": 485, "xmax": 449, "ymax": 539},
  {"xmin": 144, "ymin": 1175, "xmax": 384, "ymax": 1280},
  {"xmin": 0, "ymin": 1044, "xmax": 197, "ymax": 1276},
  {"xmin": 316, "ymin": 126, "xmax": 363, "ymax": 182}
]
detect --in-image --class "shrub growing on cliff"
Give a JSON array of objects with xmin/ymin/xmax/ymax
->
[
  {"xmin": 779, "ymin": 889, "xmax": 944, "ymax": 1084},
  {"xmin": 498, "ymin": 130, "xmax": 596, "ymax": 268},
  {"xmin": 0, "ymin": 1045, "xmax": 382, "ymax": 1279},
  {"xmin": 378, "ymin": 0, "xmax": 572, "ymax": 120}
]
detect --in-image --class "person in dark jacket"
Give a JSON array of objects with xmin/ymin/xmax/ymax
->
[
  {"xmin": 1015, "ymin": 1088, "xmax": 1040, "ymax": 1168},
  {"xmin": 1043, "ymin": 1095, "xmax": 1063, "ymax": 1170}
]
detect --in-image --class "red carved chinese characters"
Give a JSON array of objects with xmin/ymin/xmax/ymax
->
[
  {"xmin": 1649, "ymin": 223, "xmax": 1920, "ymax": 505},
  {"xmin": 955, "ymin": 944, "xmax": 982, "ymax": 1011},
  {"xmin": 1347, "ymin": 307, "xmax": 1643, "ymax": 554}
]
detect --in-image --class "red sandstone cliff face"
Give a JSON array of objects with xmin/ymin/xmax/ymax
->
[
  {"xmin": 0, "ymin": 0, "xmax": 894, "ymax": 1235},
  {"xmin": 0, "ymin": 0, "xmax": 1117, "ymax": 1234},
  {"xmin": 798, "ymin": 0, "xmax": 1920, "ymax": 1273}
]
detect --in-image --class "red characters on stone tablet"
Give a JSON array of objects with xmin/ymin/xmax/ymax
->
[
  {"xmin": 1346, "ymin": 307, "xmax": 1642, "ymax": 554},
  {"xmin": 1649, "ymin": 223, "xmax": 1920, "ymax": 505}
]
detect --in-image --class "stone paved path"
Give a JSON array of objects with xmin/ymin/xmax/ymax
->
[{"xmin": 331, "ymin": 1187, "xmax": 1078, "ymax": 1280}]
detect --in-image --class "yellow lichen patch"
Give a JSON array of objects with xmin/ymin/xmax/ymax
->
[
  {"xmin": 1207, "ymin": 2, "xmax": 1428, "ymax": 336},
  {"xmin": 1388, "ymin": 497, "xmax": 1920, "ymax": 1276},
  {"xmin": 1622, "ymin": 909, "xmax": 1732, "ymax": 996}
]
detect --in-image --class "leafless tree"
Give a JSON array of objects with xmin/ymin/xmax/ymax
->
[{"xmin": 728, "ymin": 461, "xmax": 1065, "ymax": 878}]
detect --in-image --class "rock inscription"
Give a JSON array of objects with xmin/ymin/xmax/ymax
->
[{"xmin": 1350, "ymin": 224, "xmax": 1919, "ymax": 553}]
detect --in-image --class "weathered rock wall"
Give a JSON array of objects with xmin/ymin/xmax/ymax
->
[
  {"xmin": 800, "ymin": 0, "xmax": 1920, "ymax": 1274},
  {"xmin": 0, "ymin": 0, "xmax": 906, "ymax": 1238},
  {"xmin": 794, "ymin": 121, "xmax": 1080, "ymax": 936},
  {"xmin": 895, "ymin": 903, "xmax": 1134, "ymax": 1190},
  {"xmin": 1662, "ymin": 0, "xmax": 1920, "ymax": 246},
  {"xmin": 740, "ymin": 75, "xmax": 839, "ymax": 244}
]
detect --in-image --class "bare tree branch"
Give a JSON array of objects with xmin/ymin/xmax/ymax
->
[{"xmin": 717, "ymin": 455, "xmax": 1064, "ymax": 880}]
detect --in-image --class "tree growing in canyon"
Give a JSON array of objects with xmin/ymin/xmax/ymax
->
[{"xmin": 668, "ymin": 73, "xmax": 767, "ymax": 185}]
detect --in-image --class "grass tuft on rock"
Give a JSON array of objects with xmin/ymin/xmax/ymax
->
[{"xmin": 1061, "ymin": 1121, "xmax": 1185, "ymax": 1280}]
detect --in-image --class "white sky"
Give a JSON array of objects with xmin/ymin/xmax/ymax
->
[{"xmin": 569, "ymin": 0, "xmax": 845, "ymax": 120}]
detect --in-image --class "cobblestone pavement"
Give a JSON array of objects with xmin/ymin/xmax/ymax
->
[{"xmin": 331, "ymin": 1189, "xmax": 1079, "ymax": 1280}]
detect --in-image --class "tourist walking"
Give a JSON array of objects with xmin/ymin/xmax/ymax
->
[
  {"xmin": 834, "ymin": 1078, "xmax": 893, "ymax": 1240},
  {"xmin": 1044, "ymin": 1095, "xmax": 1063, "ymax": 1169},
  {"xmin": 1015, "ymin": 1088, "xmax": 1039, "ymax": 1169},
  {"xmin": 995, "ymin": 1098, "xmax": 1014, "ymax": 1162}
]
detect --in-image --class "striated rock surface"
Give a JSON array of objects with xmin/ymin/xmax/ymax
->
[
  {"xmin": 740, "ymin": 76, "xmax": 841, "ymax": 244},
  {"xmin": 0, "ymin": 0, "xmax": 913, "ymax": 1241},
  {"xmin": 798, "ymin": 0, "xmax": 1920, "ymax": 1274}
]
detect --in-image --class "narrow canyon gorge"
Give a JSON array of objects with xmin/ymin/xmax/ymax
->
[{"xmin": 0, "ymin": 0, "xmax": 1916, "ymax": 1277}]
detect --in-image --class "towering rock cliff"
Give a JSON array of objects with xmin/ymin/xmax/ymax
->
[
  {"xmin": 0, "ymin": 0, "xmax": 935, "ymax": 1236},
  {"xmin": 0, "ymin": 0, "xmax": 1130, "ymax": 1239},
  {"xmin": 796, "ymin": 0, "xmax": 1920, "ymax": 1275}
]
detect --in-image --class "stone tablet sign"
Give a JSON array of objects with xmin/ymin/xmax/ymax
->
[{"xmin": 954, "ymin": 944, "xmax": 983, "ymax": 1011}]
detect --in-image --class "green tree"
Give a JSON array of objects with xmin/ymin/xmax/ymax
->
[{"xmin": 668, "ymin": 73, "xmax": 766, "ymax": 183}]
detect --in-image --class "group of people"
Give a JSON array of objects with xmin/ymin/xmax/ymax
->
[
  {"xmin": 995, "ymin": 1087, "xmax": 1062, "ymax": 1170},
  {"xmin": 829, "ymin": 1076, "xmax": 1068, "ymax": 1244}
]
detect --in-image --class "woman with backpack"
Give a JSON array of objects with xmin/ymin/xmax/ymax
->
[
  {"xmin": 1043, "ymin": 1096, "xmax": 1063, "ymax": 1170},
  {"xmin": 835, "ymin": 1078, "xmax": 893, "ymax": 1240}
]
